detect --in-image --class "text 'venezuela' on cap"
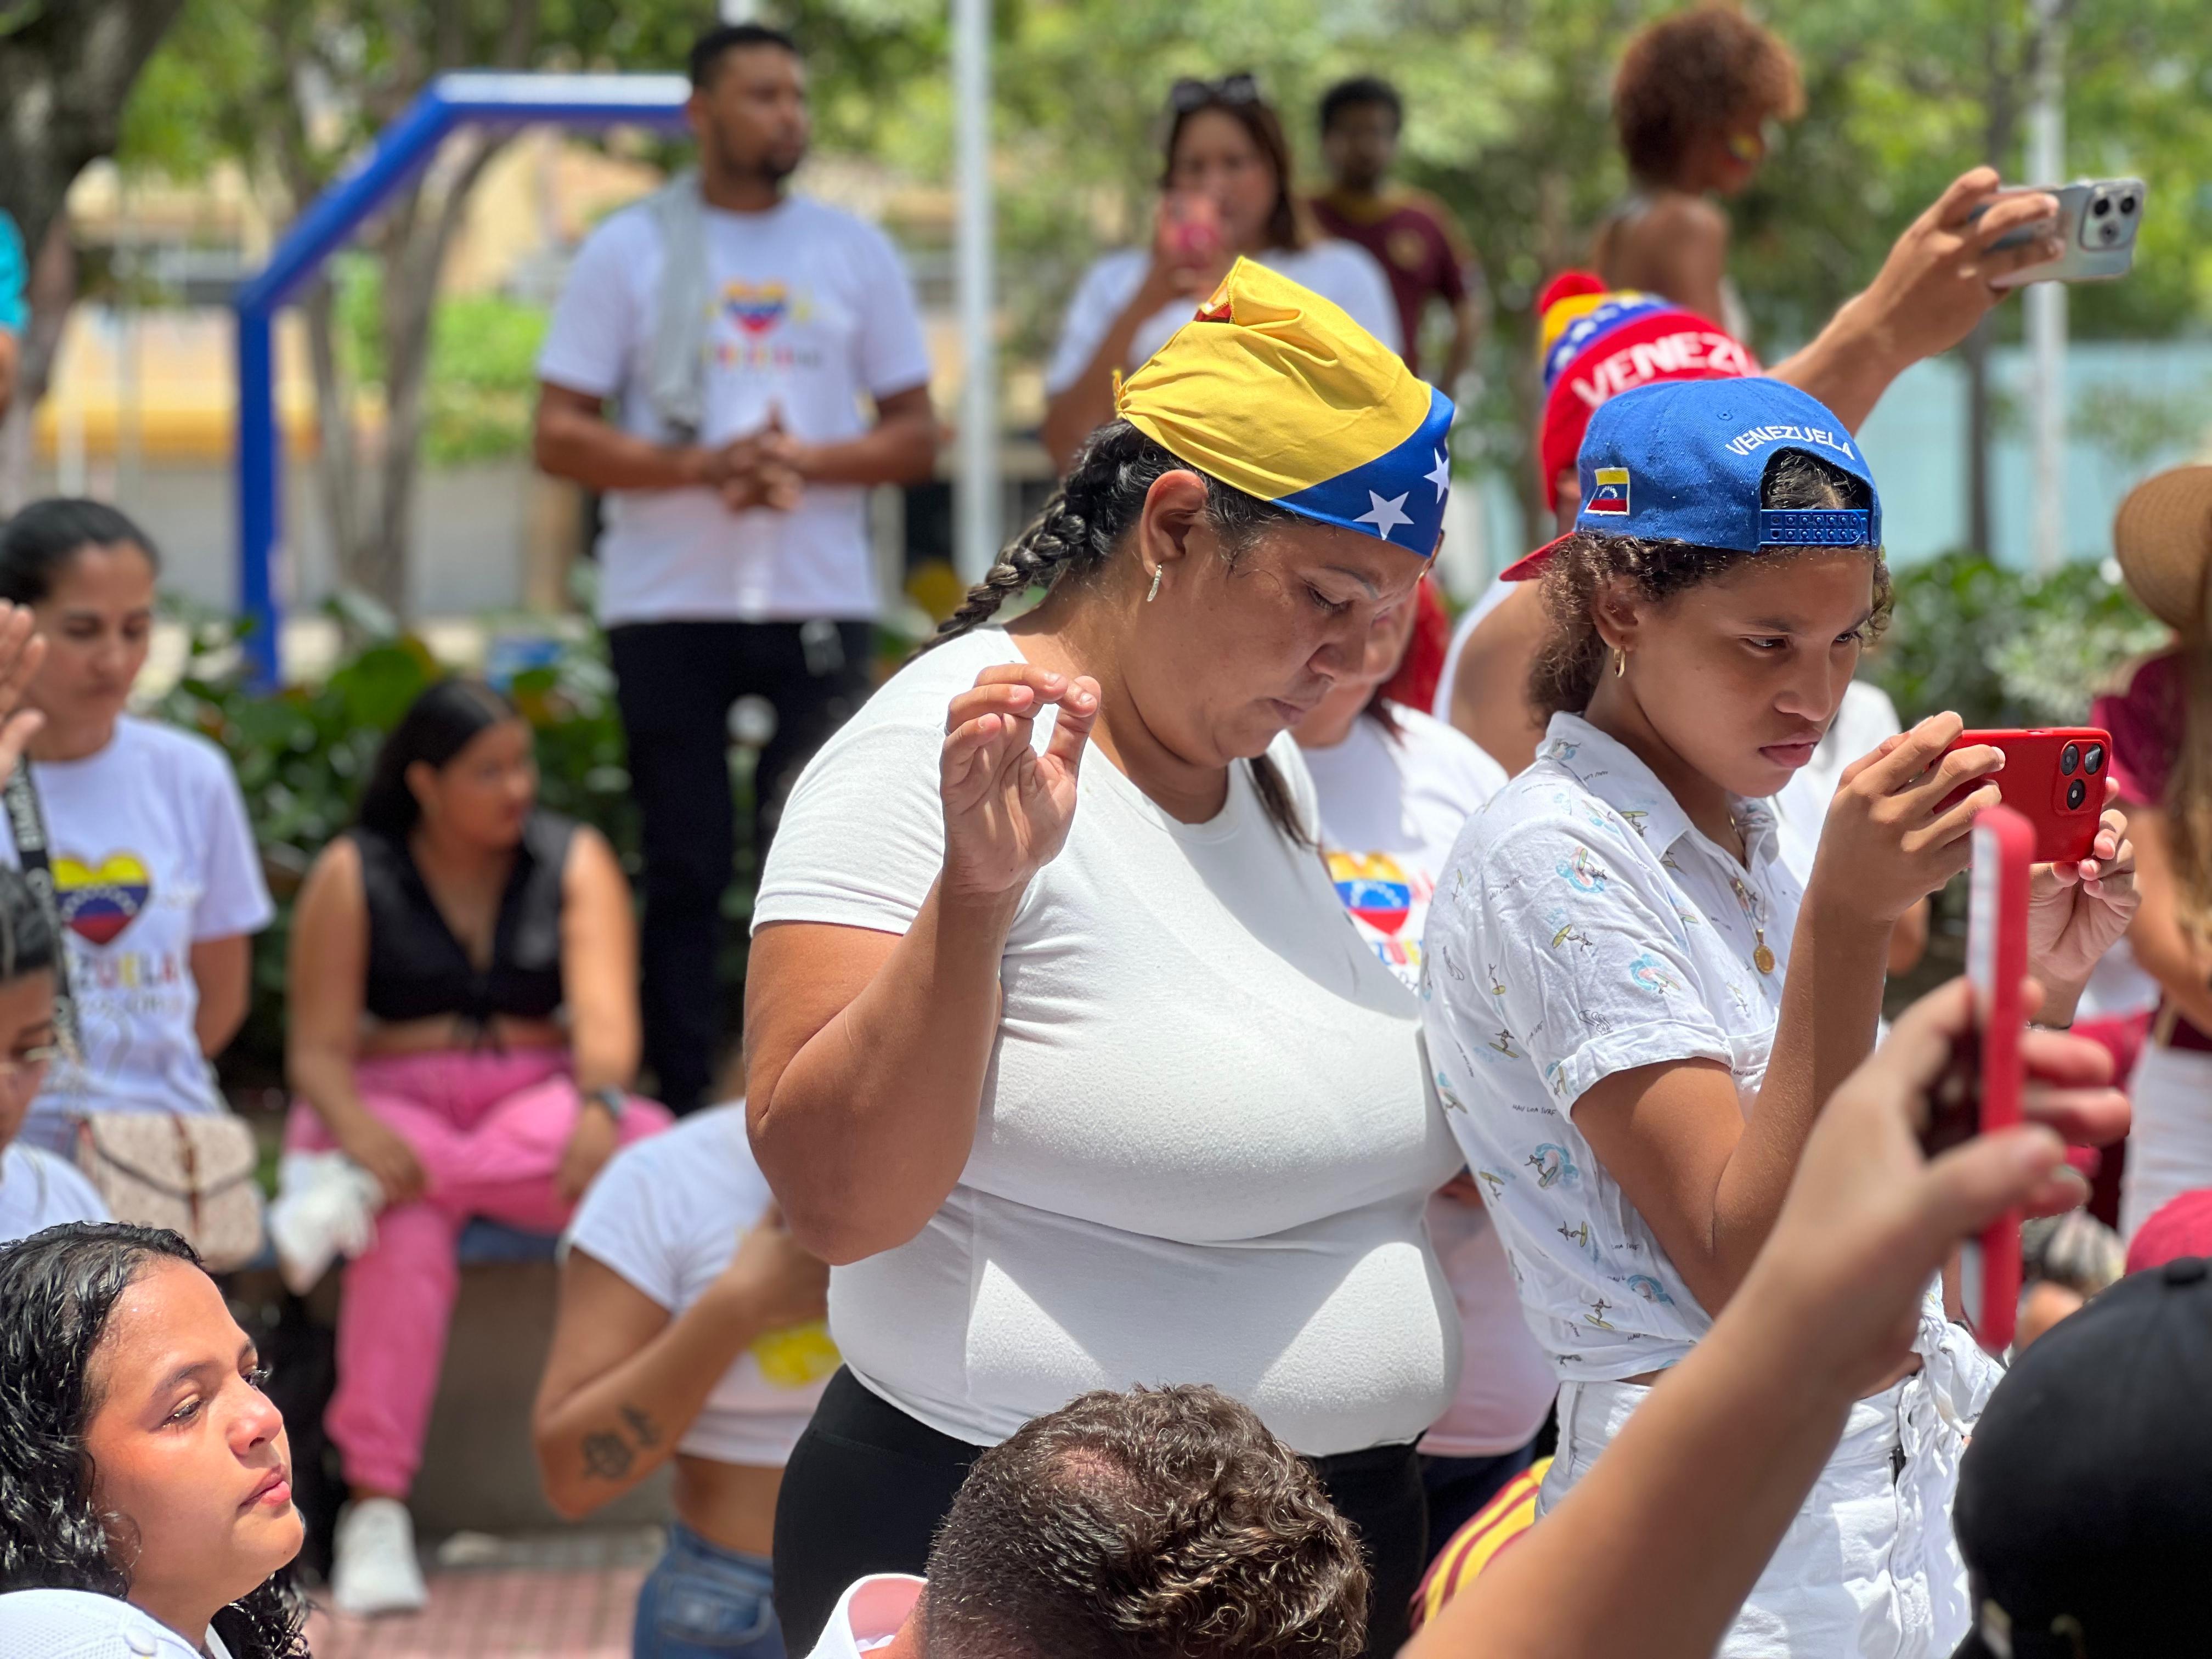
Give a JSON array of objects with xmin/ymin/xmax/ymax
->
[
  {"xmin": 1949, "ymin": 1256, "xmax": 2212, "ymax": 1659},
  {"xmin": 1114, "ymin": 257, "xmax": 1456, "ymax": 559},
  {"xmin": 1498, "ymin": 376, "xmax": 1883, "ymax": 583}
]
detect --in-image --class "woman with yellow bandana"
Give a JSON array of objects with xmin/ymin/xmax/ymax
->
[{"xmin": 746, "ymin": 260, "xmax": 1462, "ymax": 1656}]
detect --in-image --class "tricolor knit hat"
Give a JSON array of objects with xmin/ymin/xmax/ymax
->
[{"xmin": 1534, "ymin": 272, "xmax": 1758, "ymax": 513}]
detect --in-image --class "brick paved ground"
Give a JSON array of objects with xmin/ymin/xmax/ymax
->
[{"xmin": 306, "ymin": 1528, "xmax": 662, "ymax": 1658}]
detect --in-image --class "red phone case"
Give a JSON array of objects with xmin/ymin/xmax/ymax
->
[
  {"xmin": 1940, "ymin": 727, "xmax": 2111, "ymax": 864},
  {"xmin": 1963, "ymin": 805, "xmax": 2032, "ymax": 1355}
]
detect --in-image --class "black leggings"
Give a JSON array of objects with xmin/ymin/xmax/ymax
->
[{"xmin": 774, "ymin": 1369, "xmax": 1426, "ymax": 1658}]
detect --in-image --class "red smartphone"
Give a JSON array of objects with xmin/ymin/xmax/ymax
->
[
  {"xmin": 1959, "ymin": 804, "xmax": 2032, "ymax": 1355},
  {"xmin": 1938, "ymin": 727, "xmax": 2110, "ymax": 864}
]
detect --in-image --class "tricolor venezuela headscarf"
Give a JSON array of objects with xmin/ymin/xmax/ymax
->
[{"xmin": 1114, "ymin": 258, "xmax": 1455, "ymax": 557}]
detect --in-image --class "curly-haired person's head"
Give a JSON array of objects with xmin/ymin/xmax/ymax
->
[
  {"xmin": 917, "ymin": 1384, "xmax": 1368, "ymax": 1659},
  {"xmin": 1613, "ymin": 5, "xmax": 1803, "ymax": 190},
  {"xmin": 0, "ymin": 1223, "xmax": 308, "ymax": 1658}
]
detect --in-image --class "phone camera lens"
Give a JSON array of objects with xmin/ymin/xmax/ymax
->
[
  {"xmin": 2061, "ymin": 742, "xmax": 2081, "ymax": 775},
  {"xmin": 2085, "ymin": 743, "xmax": 2105, "ymax": 774},
  {"xmin": 2094, "ymin": 197, "xmax": 2112, "ymax": 217},
  {"xmin": 2121, "ymin": 195, "xmax": 2138, "ymax": 214},
  {"xmin": 2067, "ymin": 778, "xmax": 2088, "ymax": 811}
]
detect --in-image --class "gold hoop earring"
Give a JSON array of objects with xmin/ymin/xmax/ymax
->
[
  {"xmin": 1613, "ymin": 646, "xmax": 1627, "ymax": 678},
  {"xmin": 1147, "ymin": 566, "xmax": 1163, "ymax": 603}
]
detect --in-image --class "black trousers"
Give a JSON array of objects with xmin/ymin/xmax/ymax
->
[
  {"xmin": 608, "ymin": 618, "xmax": 873, "ymax": 1113},
  {"xmin": 774, "ymin": 1368, "xmax": 1426, "ymax": 1659}
]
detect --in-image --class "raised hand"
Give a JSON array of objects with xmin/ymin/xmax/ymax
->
[
  {"xmin": 939, "ymin": 664, "xmax": 1100, "ymax": 901},
  {"xmin": 1860, "ymin": 168, "xmax": 2064, "ymax": 367},
  {"xmin": 0, "ymin": 603, "xmax": 48, "ymax": 779}
]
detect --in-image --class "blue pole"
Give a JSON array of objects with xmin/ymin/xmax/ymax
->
[
  {"xmin": 235, "ymin": 311, "xmax": 279, "ymax": 689},
  {"xmin": 230, "ymin": 73, "xmax": 692, "ymax": 691}
]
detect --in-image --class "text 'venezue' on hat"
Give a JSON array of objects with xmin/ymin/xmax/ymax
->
[
  {"xmin": 1116, "ymin": 258, "xmax": 1456, "ymax": 557},
  {"xmin": 1533, "ymin": 271, "xmax": 1758, "ymax": 512}
]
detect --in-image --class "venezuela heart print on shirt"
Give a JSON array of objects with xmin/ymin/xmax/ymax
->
[{"xmin": 55, "ymin": 853, "xmax": 153, "ymax": 946}]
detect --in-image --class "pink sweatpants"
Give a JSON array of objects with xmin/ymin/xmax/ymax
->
[{"xmin": 285, "ymin": 1049, "xmax": 672, "ymax": 1497}]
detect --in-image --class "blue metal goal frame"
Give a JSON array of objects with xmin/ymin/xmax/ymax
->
[{"xmin": 230, "ymin": 72, "xmax": 691, "ymax": 685}]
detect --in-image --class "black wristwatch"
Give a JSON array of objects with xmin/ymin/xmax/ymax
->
[{"xmin": 585, "ymin": 1086, "xmax": 628, "ymax": 1123}]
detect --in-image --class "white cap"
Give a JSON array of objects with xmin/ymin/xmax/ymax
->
[{"xmin": 0, "ymin": 1589, "xmax": 205, "ymax": 1659}]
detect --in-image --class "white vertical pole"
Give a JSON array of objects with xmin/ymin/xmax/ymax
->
[
  {"xmin": 718, "ymin": 0, "xmax": 757, "ymax": 21},
  {"xmin": 951, "ymin": 0, "xmax": 1000, "ymax": 580},
  {"xmin": 2027, "ymin": 0, "xmax": 2067, "ymax": 574}
]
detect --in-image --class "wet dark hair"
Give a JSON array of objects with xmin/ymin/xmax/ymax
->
[
  {"xmin": 0, "ymin": 499, "xmax": 161, "ymax": 606},
  {"xmin": 919, "ymin": 1384, "xmax": 1367, "ymax": 1659},
  {"xmin": 690, "ymin": 21, "xmax": 800, "ymax": 88},
  {"xmin": 1319, "ymin": 75, "xmax": 1403, "ymax": 136},
  {"xmin": 929, "ymin": 420, "xmax": 1313, "ymax": 845},
  {"xmin": 0, "ymin": 1223, "xmax": 308, "ymax": 1658},
  {"xmin": 356, "ymin": 678, "xmax": 523, "ymax": 839},
  {"xmin": 1613, "ymin": 4, "xmax": 1803, "ymax": 183},
  {"xmin": 0, "ymin": 865, "xmax": 59, "ymax": 987},
  {"xmin": 1531, "ymin": 448, "xmax": 1891, "ymax": 719},
  {"xmin": 1164, "ymin": 83, "xmax": 1307, "ymax": 253}
]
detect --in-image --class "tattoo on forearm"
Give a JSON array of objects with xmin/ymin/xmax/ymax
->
[
  {"xmin": 581, "ymin": 1431, "xmax": 634, "ymax": 1481},
  {"xmin": 580, "ymin": 1404, "xmax": 663, "ymax": 1481}
]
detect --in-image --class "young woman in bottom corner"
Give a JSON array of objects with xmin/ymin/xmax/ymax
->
[
  {"xmin": 1420, "ymin": 375, "xmax": 2135, "ymax": 1658},
  {"xmin": 0, "ymin": 1223, "xmax": 308, "ymax": 1659}
]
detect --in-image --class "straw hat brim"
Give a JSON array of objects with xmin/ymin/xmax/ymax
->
[{"xmin": 2114, "ymin": 465, "xmax": 2212, "ymax": 636}]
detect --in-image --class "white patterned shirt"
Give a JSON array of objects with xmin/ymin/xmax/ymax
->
[{"xmin": 1419, "ymin": 712, "xmax": 1801, "ymax": 1379}]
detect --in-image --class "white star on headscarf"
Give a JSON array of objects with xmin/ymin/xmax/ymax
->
[
  {"xmin": 1427, "ymin": 449, "xmax": 1452, "ymax": 501},
  {"xmin": 1358, "ymin": 490, "xmax": 1414, "ymax": 540}
]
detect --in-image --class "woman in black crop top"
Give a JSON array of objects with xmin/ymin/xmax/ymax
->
[{"xmin": 273, "ymin": 679, "xmax": 672, "ymax": 1615}]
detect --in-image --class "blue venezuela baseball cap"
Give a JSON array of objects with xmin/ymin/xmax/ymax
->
[{"xmin": 1500, "ymin": 376, "xmax": 1882, "ymax": 580}]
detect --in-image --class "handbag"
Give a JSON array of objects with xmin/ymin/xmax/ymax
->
[
  {"xmin": 72, "ymin": 1111, "xmax": 266, "ymax": 1270},
  {"xmin": 4, "ymin": 760, "xmax": 266, "ymax": 1268}
]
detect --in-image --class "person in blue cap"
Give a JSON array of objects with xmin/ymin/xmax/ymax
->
[{"xmin": 1419, "ymin": 375, "xmax": 2139, "ymax": 1657}]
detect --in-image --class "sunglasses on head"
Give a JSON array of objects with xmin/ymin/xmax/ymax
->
[{"xmin": 1168, "ymin": 72, "xmax": 1261, "ymax": 115}]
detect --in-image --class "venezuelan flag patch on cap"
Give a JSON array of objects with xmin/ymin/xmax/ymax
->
[{"xmin": 1115, "ymin": 258, "xmax": 1454, "ymax": 557}]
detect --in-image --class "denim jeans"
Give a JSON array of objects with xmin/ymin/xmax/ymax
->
[{"xmin": 634, "ymin": 1521, "xmax": 787, "ymax": 1659}]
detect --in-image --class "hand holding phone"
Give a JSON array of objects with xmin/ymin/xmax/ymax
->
[
  {"xmin": 1156, "ymin": 190, "xmax": 1226, "ymax": 271},
  {"xmin": 1972, "ymin": 179, "xmax": 2145, "ymax": 286}
]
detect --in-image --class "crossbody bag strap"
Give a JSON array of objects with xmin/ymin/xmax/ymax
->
[{"xmin": 3, "ymin": 759, "xmax": 78, "ymax": 1052}]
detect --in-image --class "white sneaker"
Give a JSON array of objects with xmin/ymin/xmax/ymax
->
[
  {"xmin": 267, "ymin": 1151, "xmax": 382, "ymax": 1295},
  {"xmin": 330, "ymin": 1497, "xmax": 428, "ymax": 1617}
]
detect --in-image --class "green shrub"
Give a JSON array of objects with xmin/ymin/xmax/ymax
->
[{"xmin": 1869, "ymin": 550, "xmax": 2167, "ymax": 729}]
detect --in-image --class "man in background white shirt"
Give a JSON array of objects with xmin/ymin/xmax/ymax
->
[{"xmin": 534, "ymin": 22, "xmax": 938, "ymax": 1113}]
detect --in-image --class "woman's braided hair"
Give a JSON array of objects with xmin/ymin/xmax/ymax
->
[
  {"xmin": 1531, "ymin": 448, "xmax": 1892, "ymax": 719},
  {"xmin": 929, "ymin": 419, "xmax": 1314, "ymax": 844}
]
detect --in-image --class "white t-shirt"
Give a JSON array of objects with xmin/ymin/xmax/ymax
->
[
  {"xmin": 537, "ymin": 195, "xmax": 933, "ymax": 627},
  {"xmin": 0, "ymin": 1143, "xmax": 108, "ymax": 1242},
  {"xmin": 755, "ymin": 628, "xmax": 1462, "ymax": 1455},
  {"xmin": 1299, "ymin": 706, "xmax": 1555, "ymax": 1457},
  {"xmin": 0, "ymin": 1589, "xmax": 224, "ymax": 1659},
  {"xmin": 1043, "ymin": 242, "xmax": 1402, "ymax": 396},
  {"xmin": 562, "ymin": 1102, "xmax": 828, "ymax": 1466},
  {"xmin": 1770, "ymin": 680, "xmax": 1904, "ymax": 886},
  {"xmin": 9, "ymin": 718, "xmax": 273, "ymax": 1154},
  {"xmin": 803, "ymin": 1575, "xmax": 925, "ymax": 1659},
  {"xmin": 1420, "ymin": 714, "xmax": 1799, "ymax": 1379}
]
